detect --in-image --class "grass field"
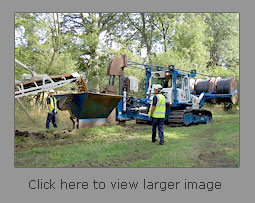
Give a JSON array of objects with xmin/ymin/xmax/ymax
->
[{"xmin": 14, "ymin": 106, "xmax": 239, "ymax": 167}]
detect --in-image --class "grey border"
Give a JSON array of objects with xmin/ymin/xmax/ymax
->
[{"xmin": 1, "ymin": 0, "xmax": 253, "ymax": 202}]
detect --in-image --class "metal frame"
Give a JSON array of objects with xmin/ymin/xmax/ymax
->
[
  {"xmin": 15, "ymin": 73, "xmax": 80, "ymax": 98},
  {"xmin": 198, "ymin": 89, "xmax": 239, "ymax": 108}
]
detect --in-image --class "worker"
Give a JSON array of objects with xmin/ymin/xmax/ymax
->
[
  {"xmin": 148, "ymin": 85, "xmax": 166, "ymax": 145},
  {"xmin": 46, "ymin": 89, "xmax": 58, "ymax": 129}
]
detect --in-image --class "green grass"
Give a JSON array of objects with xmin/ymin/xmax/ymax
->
[{"xmin": 15, "ymin": 107, "xmax": 239, "ymax": 167}]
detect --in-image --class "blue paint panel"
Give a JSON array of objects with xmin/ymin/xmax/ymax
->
[
  {"xmin": 145, "ymin": 71, "xmax": 151, "ymax": 97},
  {"xmin": 193, "ymin": 115, "xmax": 209, "ymax": 124},
  {"xmin": 183, "ymin": 113, "xmax": 193, "ymax": 126}
]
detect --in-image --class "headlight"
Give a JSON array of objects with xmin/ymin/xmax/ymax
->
[{"xmin": 165, "ymin": 72, "xmax": 170, "ymax": 77}]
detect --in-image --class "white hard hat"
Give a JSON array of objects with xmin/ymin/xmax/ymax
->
[
  {"xmin": 49, "ymin": 89, "xmax": 55, "ymax": 93},
  {"xmin": 154, "ymin": 84, "xmax": 163, "ymax": 90}
]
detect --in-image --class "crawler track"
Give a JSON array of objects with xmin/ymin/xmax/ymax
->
[{"xmin": 168, "ymin": 109, "xmax": 212, "ymax": 127}]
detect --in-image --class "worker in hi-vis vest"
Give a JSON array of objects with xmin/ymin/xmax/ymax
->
[
  {"xmin": 148, "ymin": 84, "xmax": 166, "ymax": 145},
  {"xmin": 46, "ymin": 89, "xmax": 58, "ymax": 129}
]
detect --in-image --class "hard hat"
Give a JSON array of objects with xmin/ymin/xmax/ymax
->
[
  {"xmin": 154, "ymin": 84, "xmax": 163, "ymax": 90},
  {"xmin": 49, "ymin": 89, "xmax": 55, "ymax": 93}
]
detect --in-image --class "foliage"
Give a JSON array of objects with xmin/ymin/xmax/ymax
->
[
  {"xmin": 117, "ymin": 13, "xmax": 160, "ymax": 62},
  {"xmin": 15, "ymin": 12, "xmax": 239, "ymax": 105},
  {"xmin": 172, "ymin": 13, "xmax": 211, "ymax": 73},
  {"xmin": 203, "ymin": 13, "xmax": 239, "ymax": 69},
  {"xmin": 15, "ymin": 13, "xmax": 77, "ymax": 80}
]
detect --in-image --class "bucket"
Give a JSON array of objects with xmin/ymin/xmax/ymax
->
[{"xmin": 55, "ymin": 92, "xmax": 122, "ymax": 127}]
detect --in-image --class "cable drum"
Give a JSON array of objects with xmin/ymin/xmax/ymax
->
[
  {"xmin": 208, "ymin": 77, "xmax": 216, "ymax": 92},
  {"xmin": 193, "ymin": 77, "xmax": 219, "ymax": 104},
  {"xmin": 208, "ymin": 77, "xmax": 217, "ymax": 104},
  {"xmin": 215, "ymin": 77, "xmax": 222, "ymax": 86},
  {"xmin": 195, "ymin": 79, "xmax": 209, "ymax": 95},
  {"xmin": 193, "ymin": 79, "xmax": 202, "ymax": 95},
  {"xmin": 216, "ymin": 76, "xmax": 238, "ymax": 104}
]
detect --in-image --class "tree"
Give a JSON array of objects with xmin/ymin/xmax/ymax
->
[
  {"xmin": 121, "ymin": 13, "xmax": 159, "ymax": 62},
  {"xmin": 15, "ymin": 13, "xmax": 77, "ymax": 78},
  {"xmin": 15, "ymin": 12, "xmax": 239, "ymax": 96},
  {"xmin": 203, "ymin": 13, "xmax": 239, "ymax": 70},
  {"xmin": 151, "ymin": 13, "xmax": 178, "ymax": 52},
  {"xmin": 15, "ymin": 13, "xmax": 77, "ymax": 111},
  {"xmin": 45, "ymin": 13, "xmax": 62, "ymax": 68},
  {"xmin": 63, "ymin": 13, "xmax": 122, "ymax": 89},
  {"xmin": 172, "ymin": 13, "xmax": 211, "ymax": 72}
]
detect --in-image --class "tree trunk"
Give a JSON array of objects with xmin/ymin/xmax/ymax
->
[
  {"xmin": 49, "ymin": 51, "xmax": 57, "ymax": 68},
  {"xmin": 163, "ymin": 33, "xmax": 167, "ymax": 52},
  {"xmin": 40, "ymin": 92, "xmax": 45, "ymax": 111},
  {"xmin": 91, "ymin": 54, "xmax": 100, "ymax": 92},
  {"xmin": 35, "ymin": 93, "xmax": 41, "ymax": 112},
  {"xmin": 48, "ymin": 13, "xmax": 61, "ymax": 68},
  {"xmin": 147, "ymin": 45, "xmax": 152, "ymax": 63}
]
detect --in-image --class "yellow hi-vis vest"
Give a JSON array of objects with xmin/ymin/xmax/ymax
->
[
  {"xmin": 47, "ymin": 96, "xmax": 57, "ymax": 113},
  {"xmin": 148, "ymin": 94, "xmax": 166, "ymax": 118}
]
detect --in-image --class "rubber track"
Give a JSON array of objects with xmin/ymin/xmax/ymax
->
[{"xmin": 168, "ymin": 109, "xmax": 212, "ymax": 127}]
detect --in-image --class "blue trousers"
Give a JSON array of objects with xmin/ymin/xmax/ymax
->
[
  {"xmin": 46, "ymin": 113, "xmax": 57, "ymax": 129},
  {"xmin": 152, "ymin": 118, "xmax": 164, "ymax": 144}
]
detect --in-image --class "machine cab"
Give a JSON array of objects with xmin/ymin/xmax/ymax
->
[
  {"xmin": 176, "ymin": 75, "xmax": 190, "ymax": 103},
  {"xmin": 147, "ymin": 71, "xmax": 191, "ymax": 104}
]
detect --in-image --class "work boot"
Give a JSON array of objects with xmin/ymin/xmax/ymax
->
[{"xmin": 158, "ymin": 142, "xmax": 164, "ymax": 145}]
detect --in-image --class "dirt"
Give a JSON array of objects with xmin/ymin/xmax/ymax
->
[
  {"xmin": 15, "ymin": 130, "xmax": 71, "ymax": 140},
  {"xmin": 15, "ymin": 129, "xmax": 81, "ymax": 152},
  {"xmin": 196, "ymin": 150, "xmax": 236, "ymax": 167},
  {"xmin": 15, "ymin": 130, "xmax": 46, "ymax": 139}
]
